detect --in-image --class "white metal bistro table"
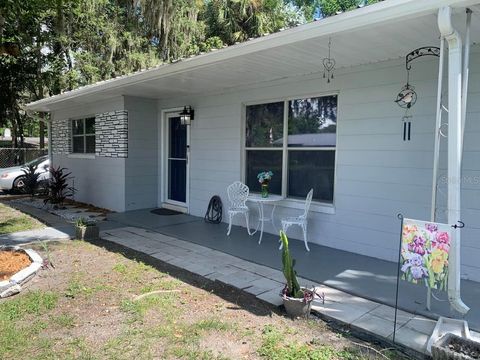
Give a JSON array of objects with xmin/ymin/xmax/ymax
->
[{"xmin": 247, "ymin": 193, "xmax": 284, "ymax": 244}]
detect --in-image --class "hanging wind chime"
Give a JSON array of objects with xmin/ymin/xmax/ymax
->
[
  {"xmin": 323, "ymin": 38, "xmax": 336, "ymax": 83},
  {"xmin": 395, "ymin": 47, "xmax": 440, "ymax": 141}
]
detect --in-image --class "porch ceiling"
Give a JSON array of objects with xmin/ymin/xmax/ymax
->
[{"xmin": 27, "ymin": 1, "xmax": 480, "ymax": 112}]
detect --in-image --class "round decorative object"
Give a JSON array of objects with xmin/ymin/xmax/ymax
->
[{"xmin": 395, "ymin": 83, "xmax": 417, "ymax": 109}]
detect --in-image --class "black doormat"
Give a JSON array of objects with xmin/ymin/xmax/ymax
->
[{"xmin": 150, "ymin": 208, "xmax": 183, "ymax": 216}]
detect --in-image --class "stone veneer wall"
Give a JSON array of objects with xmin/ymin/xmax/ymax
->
[
  {"xmin": 51, "ymin": 110, "xmax": 128, "ymax": 157},
  {"xmin": 95, "ymin": 110, "xmax": 128, "ymax": 158},
  {"xmin": 51, "ymin": 118, "xmax": 71, "ymax": 155}
]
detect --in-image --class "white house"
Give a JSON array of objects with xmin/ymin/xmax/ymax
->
[{"xmin": 26, "ymin": 0, "xmax": 480, "ymax": 296}]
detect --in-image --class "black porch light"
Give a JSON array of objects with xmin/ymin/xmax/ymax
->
[{"xmin": 179, "ymin": 106, "xmax": 194, "ymax": 125}]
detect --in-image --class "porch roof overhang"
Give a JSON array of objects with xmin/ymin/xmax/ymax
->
[{"xmin": 26, "ymin": 0, "xmax": 480, "ymax": 112}]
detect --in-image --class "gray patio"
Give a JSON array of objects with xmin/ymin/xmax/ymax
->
[{"xmin": 105, "ymin": 208, "xmax": 480, "ymax": 332}]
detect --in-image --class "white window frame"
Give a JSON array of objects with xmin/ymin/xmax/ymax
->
[
  {"xmin": 242, "ymin": 92, "xmax": 339, "ymax": 214},
  {"xmin": 71, "ymin": 117, "xmax": 96, "ymax": 155}
]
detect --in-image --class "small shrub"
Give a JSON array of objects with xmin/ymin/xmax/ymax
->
[
  {"xmin": 44, "ymin": 166, "xmax": 76, "ymax": 207},
  {"xmin": 75, "ymin": 217, "xmax": 96, "ymax": 227},
  {"xmin": 21, "ymin": 164, "xmax": 40, "ymax": 197}
]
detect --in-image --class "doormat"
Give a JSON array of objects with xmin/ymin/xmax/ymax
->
[{"xmin": 150, "ymin": 208, "xmax": 183, "ymax": 216}]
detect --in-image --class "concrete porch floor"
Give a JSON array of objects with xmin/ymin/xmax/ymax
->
[{"xmin": 106, "ymin": 209, "xmax": 480, "ymax": 334}]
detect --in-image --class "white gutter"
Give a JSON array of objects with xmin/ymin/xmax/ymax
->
[
  {"xmin": 461, "ymin": 8, "xmax": 472, "ymax": 153},
  {"xmin": 438, "ymin": 6, "xmax": 469, "ymax": 315},
  {"xmin": 428, "ymin": 37, "xmax": 445, "ymax": 311},
  {"xmin": 25, "ymin": 0, "xmax": 479, "ymax": 112}
]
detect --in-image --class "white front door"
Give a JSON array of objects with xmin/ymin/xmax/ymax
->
[{"xmin": 164, "ymin": 112, "xmax": 189, "ymax": 210}]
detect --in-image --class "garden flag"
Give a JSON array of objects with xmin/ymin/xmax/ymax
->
[{"xmin": 400, "ymin": 218, "xmax": 451, "ymax": 291}]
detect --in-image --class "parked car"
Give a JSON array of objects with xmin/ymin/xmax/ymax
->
[{"xmin": 0, "ymin": 156, "xmax": 50, "ymax": 193}]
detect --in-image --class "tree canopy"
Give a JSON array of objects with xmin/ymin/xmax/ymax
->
[{"xmin": 0, "ymin": 0, "xmax": 379, "ymax": 147}]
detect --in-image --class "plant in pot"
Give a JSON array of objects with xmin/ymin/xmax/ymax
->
[
  {"xmin": 75, "ymin": 217, "xmax": 99, "ymax": 241},
  {"xmin": 279, "ymin": 231, "xmax": 323, "ymax": 317}
]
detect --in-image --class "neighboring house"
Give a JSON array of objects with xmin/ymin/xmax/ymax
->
[{"xmin": 27, "ymin": 0, "xmax": 480, "ymax": 285}]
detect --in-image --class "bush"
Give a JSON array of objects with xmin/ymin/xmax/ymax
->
[
  {"xmin": 21, "ymin": 164, "xmax": 40, "ymax": 197},
  {"xmin": 43, "ymin": 166, "xmax": 75, "ymax": 207}
]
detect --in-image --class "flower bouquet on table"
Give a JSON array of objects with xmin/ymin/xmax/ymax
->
[{"xmin": 257, "ymin": 171, "xmax": 273, "ymax": 198}]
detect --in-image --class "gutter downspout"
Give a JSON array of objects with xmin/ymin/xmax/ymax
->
[
  {"xmin": 461, "ymin": 8, "xmax": 472, "ymax": 154},
  {"xmin": 437, "ymin": 6, "xmax": 469, "ymax": 315}
]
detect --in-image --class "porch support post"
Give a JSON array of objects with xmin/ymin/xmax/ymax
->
[
  {"xmin": 47, "ymin": 118, "xmax": 53, "ymax": 166},
  {"xmin": 437, "ymin": 6, "xmax": 469, "ymax": 315}
]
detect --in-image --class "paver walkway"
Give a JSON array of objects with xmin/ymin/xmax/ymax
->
[
  {"xmin": 101, "ymin": 225, "xmax": 438, "ymax": 356},
  {"xmin": 0, "ymin": 226, "xmax": 72, "ymax": 246}
]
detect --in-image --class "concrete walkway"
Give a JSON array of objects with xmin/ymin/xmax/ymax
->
[
  {"xmin": 101, "ymin": 225, "xmax": 436, "ymax": 356},
  {"xmin": 0, "ymin": 202, "xmax": 74, "ymax": 246},
  {"xmin": 0, "ymin": 226, "xmax": 72, "ymax": 246}
]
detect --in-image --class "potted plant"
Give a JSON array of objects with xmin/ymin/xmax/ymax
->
[
  {"xmin": 431, "ymin": 333, "xmax": 480, "ymax": 360},
  {"xmin": 257, "ymin": 171, "xmax": 273, "ymax": 198},
  {"xmin": 75, "ymin": 217, "xmax": 99, "ymax": 241},
  {"xmin": 279, "ymin": 231, "xmax": 323, "ymax": 317}
]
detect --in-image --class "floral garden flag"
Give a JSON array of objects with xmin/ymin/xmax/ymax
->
[{"xmin": 400, "ymin": 218, "xmax": 451, "ymax": 291}]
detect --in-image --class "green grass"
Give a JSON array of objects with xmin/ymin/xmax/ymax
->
[
  {"xmin": 0, "ymin": 290, "xmax": 58, "ymax": 321},
  {"xmin": 0, "ymin": 291, "xmax": 58, "ymax": 359},
  {"xmin": 258, "ymin": 325, "xmax": 365, "ymax": 360},
  {"xmin": 0, "ymin": 242, "xmax": 404, "ymax": 360},
  {"xmin": 0, "ymin": 203, "xmax": 44, "ymax": 234},
  {"xmin": 50, "ymin": 313, "xmax": 76, "ymax": 328}
]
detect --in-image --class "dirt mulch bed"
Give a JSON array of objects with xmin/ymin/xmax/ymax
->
[{"xmin": 0, "ymin": 250, "xmax": 32, "ymax": 280}]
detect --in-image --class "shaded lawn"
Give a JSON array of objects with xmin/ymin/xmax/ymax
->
[
  {"xmin": 0, "ymin": 202, "xmax": 45, "ymax": 234},
  {"xmin": 0, "ymin": 240, "xmax": 408, "ymax": 360}
]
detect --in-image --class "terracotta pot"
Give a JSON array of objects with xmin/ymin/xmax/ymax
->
[
  {"xmin": 281, "ymin": 288, "xmax": 314, "ymax": 318},
  {"xmin": 431, "ymin": 333, "xmax": 480, "ymax": 360},
  {"xmin": 75, "ymin": 225, "xmax": 99, "ymax": 241}
]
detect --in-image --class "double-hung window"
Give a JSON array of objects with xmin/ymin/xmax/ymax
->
[
  {"xmin": 72, "ymin": 117, "xmax": 95, "ymax": 154},
  {"xmin": 245, "ymin": 94, "xmax": 337, "ymax": 204}
]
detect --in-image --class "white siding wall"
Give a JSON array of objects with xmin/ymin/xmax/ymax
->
[
  {"xmin": 158, "ymin": 46, "xmax": 480, "ymax": 281},
  {"xmin": 124, "ymin": 96, "xmax": 158, "ymax": 210},
  {"xmin": 51, "ymin": 97, "xmax": 127, "ymax": 212}
]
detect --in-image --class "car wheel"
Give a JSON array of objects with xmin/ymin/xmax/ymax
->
[{"xmin": 13, "ymin": 176, "xmax": 26, "ymax": 193}]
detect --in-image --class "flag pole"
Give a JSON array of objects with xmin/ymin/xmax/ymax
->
[{"xmin": 393, "ymin": 213, "xmax": 404, "ymax": 343}]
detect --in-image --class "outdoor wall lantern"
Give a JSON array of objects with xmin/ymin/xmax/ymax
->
[{"xmin": 179, "ymin": 106, "xmax": 194, "ymax": 125}]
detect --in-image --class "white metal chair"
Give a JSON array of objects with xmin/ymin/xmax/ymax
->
[
  {"xmin": 280, "ymin": 189, "xmax": 314, "ymax": 251},
  {"xmin": 226, "ymin": 181, "xmax": 252, "ymax": 236}
]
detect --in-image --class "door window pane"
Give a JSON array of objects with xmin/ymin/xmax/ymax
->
[
  {"xmin": 288, "ymin": 95, "xmax": 337, "ymax": 147},
  {"xmin": 72, "ymin": 137, "xmax": 84, "ymax": 153},
  {"xmin": 85, "ymin": 135, "xmax": 95, "ymax": 153},
  {"xmin": 288, "ymin": 150, "xmax": 335, "ymax": 203},
  {"xmin": 246, "ymin": 102, "xmax": 284, "ymax": 147},
  {"xmin": 245, "ymin": 150, "xmax": 282, "ymax": 195},
  {"xmin": 168, "ymin": 159, "xmax": 186, "ymax": 203},
  {"xmin": 169, "ymin": 117, "xmax": 187, "ymax": 158}
]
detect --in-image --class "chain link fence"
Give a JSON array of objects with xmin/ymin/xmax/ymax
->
[{"xmin": 0, "ymin": 148, "xmax": 48, "ymax": 168}]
